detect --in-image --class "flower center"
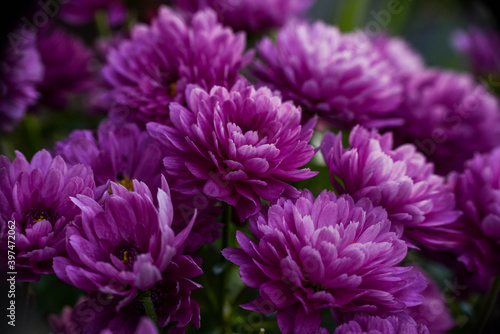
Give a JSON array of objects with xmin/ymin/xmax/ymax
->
[
  {"xmin": 169, "ymin": 82, "xmax": 176, "ymax": 96},
  {"xmin": 113, "ymin": 242, "xmax": 139, "ymax": 268},
  {"xmin": 24, "ymin": 206, "xmax": 57, "ymax": 229},
  {"xmin": 109, "ymin": 173, "xmax": 134, "ymax": 193}
]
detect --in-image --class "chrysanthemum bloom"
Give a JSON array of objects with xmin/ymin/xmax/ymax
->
[
  {"xmin": 173, "ymin": 0, "xmax": 313, "ymax": 32},
  {"xmin": 0, "ymin": 150, "xmax": 95, "ymax": 281},
  {"xmin": 371, "ymin": 34, "xmax": 425, "ymax": 76},
  {"xmin": 452, "ymin": 27, "xmax": 500, "ymax": 77},
  {"xmin": 406, "ymin": 266, "xmax": 454, "ymax": 333},
  {"xmin": 222, "ymin": 190, "xmax": 426, "ymax": 334},
  {"xmin": 147, "ymin": 84, "xmax": 317, "ymax": 221},
  {"xmin": 60, "ymin": 0, "xmax": 127, "ymax": 26},
  {"xmin": 335, "ymin": 312, "xmax": 429, "ymax": 334},
  {"xmin": 54, "ymin": 121, "xmax": 222, "ymax": 251},
  {"xmin": 390, "ymin": 69, "xmax": 500, "ymax": 174},
  {"xmin": 252, "ymin": 21, "xmax": 403, "ymax": 129},
  {"xmin": 321, "ymin": 125, "xmax": 461, "ymax": 250},
  {"xmin": 36, "ymin": 25, "xmax": 95, "ymax": 109},
  {"xmin": 53, "ymin": 178, "xmax": 200, "ymax": 310},
  {"xmin": 0, "ymin": 30, "xmax": 43, "ymax": 131},
  {"xmin": 101, "ymin": 6, "xmax": 253, "ymax": 125},
  {"xmin": 449, "ymin": 147, "xmax": 500, "ymax": 284}
]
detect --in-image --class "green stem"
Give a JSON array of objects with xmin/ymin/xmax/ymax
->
[
  {"xmin": 141, "ymin": 295, "xmax": 159, "ymax": 329},
  {"xmin": 95, "ymin": 10, "xmax": 111, "ymax": 37},
  {"xmin": 218, "ymin": 204, "xmax": 232, "ymax": 330},
  {"xmin": 473, "ymin": 275, "xmax": 500, "ymax": 333},
  {"xmin": 335, "ymin": 0, "xmax": 370, "ymax": 32}
]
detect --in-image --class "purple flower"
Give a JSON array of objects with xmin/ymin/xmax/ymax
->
[
  {"xmin": 53, "ymin": 178, "xmax": 200, "ymax": 310},
  {"xmin": 452, "ymin": 27, "xmax": 500, "ymax": 76},
  {"xmin": 60, "ymin": 0, "xmax": 127, "ymax": 26},
  {"xmin": 54, "ymin": 121, "xmax": 222, "ymax": 251},
  {"xmin": 147, "ymin": 84, "xmax": 317, "ymax": 221},
  {"xmin": 173, "ymin": 0, "xmax": 313, "ymax": 32},
  {"xmin": 36, "ymin": 25, "xmax": 95, "ymax": 109},
  {"xmin": 406, "ymin": 266, "xmax": 454, "ymax": 333},
  {"xmin": 101, "ymin": 6, "xmax": 253, "ymax": 125},
  {"xmin": 449, "ymin": 147, "xmax": 500, "ymax": 284},
  {"xmin": 252, "ymin": 21, "xmax": 403, "ymax": 129},
  {"xmin": 390, "ymin": 69, "xmax": 500, "ymax": 174},
  {"xmin": 335, "ymin": 312, "xmax": 429, "ymax": 334},
  {"xmin": 222, "ymin": 190, "xmax": 426, "ymax": 334},
  {"xmin": 321, "ymin": 125, "xmax": 461, "ymax": 250},
  {"xmin": 0, "ymin": 30, "xmax": 43, "ymax": 131},
  {"xmin": 0, "ymin": 150, "xmax": 95, "ymax": 281}
]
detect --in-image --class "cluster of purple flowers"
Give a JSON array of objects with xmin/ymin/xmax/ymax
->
[{"xmin": 1, "ymin": 1, "xmax": 500, "ymax": 333}]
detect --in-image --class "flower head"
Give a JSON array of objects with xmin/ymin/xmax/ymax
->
[
  {"xmin": 53, "ymin": 178, "xmax": 199, "ymax": 309},
  {"xmin": 335, "ymin": 312, "xmax": 429, "ymax": 334},
  {"xmin": 0, "ymin": 30, "xmax": 43, "ymax": 131},
  {"xmin": 147, "ymin": 84, "xmax": 317, "ymax": 221},
  {"xmin": 101, "ymin": 6, "xmax": 252, "ymax": 125},
  {"xmin": 0, "ymin": 150, "xmax": 95, "ymax": 281},
  {"xmin": 391, "ymin": 69, "xmax": 500, "ymax": 174},
  {"xmin": 449, "ymin": 147, "xmax": 500, "ymax": 284},
  {"xmin": 252, "ymin": 21, "xmax": 403, "ymax": 129},
  {"xmin": 36, "ymin": 24, "xmax": 95, "ymax": 109},
  {"xmin": 321, "ymin": 125, "xmax": 461, "ymax": 250},
  {"xmin": 222, "ymin": 190, "xmax": 425, "ymax": 334},
  {"xmin": 173, "ymin": 0, "xmax": 313, "ymax": 32}
]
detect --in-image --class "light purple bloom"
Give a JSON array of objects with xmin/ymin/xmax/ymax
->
[
  {"xmin": 101, "ymin": 6, "xmax": 253, "ymax": 125},
  {"xmin": 173, "ymin": 0, "xmax": 313, "ymax": 32},
  {"xmin": 449, "ymin": 147, "xmax": 500, "ymax": 284},
  {"xmin": 60, "ymin": 0, "xmax": 127, "ymax": 26},
  {"xmin": 390, "ymin": 69, "xmax": 500, "ymax": 174},
  {"xmin": 222, "ymin": 190, "xmax": 426, "ymax": 334},
  {"xmin": 54, "ymin": 121, "xmax": 222, "ymax": 251},
  {"xmin": 452, "ymin": 27, "xmax": 500, "ymax": 76},
  {"xmin": 252, "ymin": 21, "xmax": 403, "ymax": 129},
  {"xmin": 321, "ymin": 125, "xmax": 461, "ymax": 250},
  {"xmin": 0, "ymin": 150, "xmax": 95, "ymax": 281},
  {"xmin": 147, "ymin": 84, "xmax": 317, "ymax": 221},
  {"xmin": 0, "ymin": 30, "xmax": 43, "ymax": 131},
  {"xmin": 335, "ymin": 312, "xmax": 429, "ymax": 334},
  {"xmin": 36, "ymin": 25, "xmax": 95, "ymax": 109},
  {"xmin": 53, "ymin": 178, "xmax": 199, "ymax": 310}
]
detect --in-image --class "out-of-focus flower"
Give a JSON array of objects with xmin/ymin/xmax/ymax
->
[
  {"xmin": 390, "ymin": 69, "xmax": 500, "ymax": 174},
  {"xmin": 36, "ymin": 25, "xmax": 95, "ymax": 109},
  {"xmin": 334, "ymin": 312, "xmax": 429, "ymax": 334},
  {"xmin": 321, "ymin": 125, "xmax": 461, "ymax": 250},
  {"xmin": 101, "ymin": 6, "xmax": 252, "ymax": 125},
  {"xmin": 173, "ymin": 0, "xmax": 313, "ymax": 32},
  {"xmin": 53, "ymin": 178, "xmax": 200, "ymax": 311},
  {"xmin": 452, "ymin": 27, "xmax": 500, "ymax": 77},
  {"xmin": 0, "ymin": 150, "xmax": 95, "ymax": 281},
  {"xmin": 147, "ymin": 84, "xmax": 317, "ymax": 221},
  {"xmin": 60, "ymin": 0, "xmax": 127, "ymax": 26},
  {"xmin": 406, "ymin": 267, "xmax": 455, "ymax": 333},
  {"xmin": 0, "ymin": 30, "xmax": 43, "ymax": 131},
  {"xmin": 252, "ymin": 21, "xmax": 403, "ymax": 129},
  {"xmin": 222, "ymin": 190, "xmax": 426, "ymax": 334},
  {"xmin": 450, "ymin": 147, "xmax": 500, "ymax": 285}
]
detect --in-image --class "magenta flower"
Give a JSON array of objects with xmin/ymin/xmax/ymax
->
[
  {"xmin": 36, "ymin": 25, "xmax": 95, "ymax": 109},
  {"xmin": 101, "ymin": 6, "xmax": 253, "ymax": 125},
  {"xmin": 335, "ymin": 312, "xmax": 429, "ymax": 334},
  {"xmin": 173, "ymin": 0, "xmax": 313, "ymax": 32},
  {"xmin": 391, "ymin": 69, "xmax": 500, "ymax": 174},
  {"xmin": 449, "ymin": 147, "xmax": 500, "ymax": 284},
  {"xmin": 53, "ymin": 178, "xmax": 199, "ymax": 309},
  {"xmin": 147, "ymin": 84, "xmax": 317, "ymax": 221},
  {"xmin": 252, "ymin": 21, "xmax": 403, "ymax": 129},
  {"xmin": 222, "ymin": 190, "xmax": 426, "ymax": 334},
  {"xmin": 452, "ymin": 27, "xmax": 500, "ymax": 76},
  {"xmin": 54, "ymin": 121, "xmax": 222, "ymax": 251},
  {"xmin": 60, "ymin": 0, "xmax": 127, "ymax": 26},
  {"xmin": 0, "ymin": 30, "xmax": 43, "ymax": 131},
  {"xmin": 321, "ymin": 125, "xmax": 461, "ymax": 250},
  {"xmin": 0, "ymin": 150, "xmax": 95, "ymax": 281}
]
